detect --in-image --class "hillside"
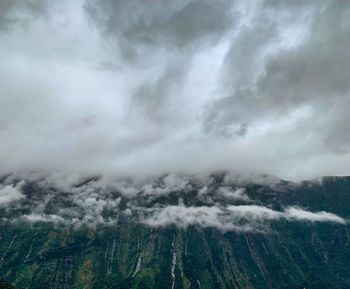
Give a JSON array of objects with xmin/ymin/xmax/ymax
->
[{"xmin": 0, "ymin": 174, "xmax": 350, "ymax": 289}]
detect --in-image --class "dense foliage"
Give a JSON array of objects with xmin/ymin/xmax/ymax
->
[{"xmin": 1, "ymin": 176, "xmax": 350, "ymax": 288}]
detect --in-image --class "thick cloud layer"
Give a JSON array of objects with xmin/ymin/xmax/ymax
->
[
  {"xmin": 1, "ymin": 174, "xmax": 347, "ymax": 232},
  {"xmin": 1, "ymin": 0, "xmax": 350, "ymax": 180}
]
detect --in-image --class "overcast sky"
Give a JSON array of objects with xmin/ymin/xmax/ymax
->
[{"xmin": 1, "ymin": 0, "xmax": 350, "ymax": 180}]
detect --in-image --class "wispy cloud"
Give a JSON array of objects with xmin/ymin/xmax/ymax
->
[{"xmin": 141, "ymin": 204, "xmax": 346, "ymax": 232}]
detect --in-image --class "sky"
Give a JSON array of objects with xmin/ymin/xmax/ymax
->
[{"xmin": 1, "ymin": 0, "xmax": 350, "ymax": 181}]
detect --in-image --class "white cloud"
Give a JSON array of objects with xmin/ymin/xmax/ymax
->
[
  {"xmin": 140, "ymin": 204, "xmax": 346, "ymax": 232},
  {"xmin": 226, "ymin": 205, "xmax": 281, "ymax": 220},
  {"xmin": 141, "ymin": 205, "xmax": 224, "ymax": 228},
  {"xmin": 0, "ymin": 183, "xmax": 25, "ymax": 205},
  {"xmin": 218, "ymin": 187, "xmax": 250, "ymax": 201},
  {"xmin": 21, "ymin": 213, "xmax": 66, "ymax": 223},
  {"xmin": 284, "ymin": 207, "xmax": 346, "ymax": 224}
]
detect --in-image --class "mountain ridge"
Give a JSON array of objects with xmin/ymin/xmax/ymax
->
[{"xmin": 0, "ymin": 174, "xmax": 350, "ymax": 288}]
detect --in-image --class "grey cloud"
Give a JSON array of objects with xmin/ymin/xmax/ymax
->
[
  {"xmin": 0, "ymin": 0, "xmax": 48, "ymax": 30},
  {"xmin": 262, "ymin": 0, "xmax": 315, "ymax": 10},
  {"xmin": 84, "ymin": 0, "xmax": 235, "ymax": 54},
  {"xmin": 1, "ymin": 0, "xmax": 350, "ymax": 180},
  {"xmin": 96, "ymin": 61, "xmax": 121, "ymax": 72},
  {"xmin": 129, "ymin": 60, "xmax": 186, "ymax": 128},
  {"xmin": 84, "ymin": 0, "xmax": 236, "ymax": 134},
  {"xmin": 323, "ymin": 98, "xmax": 350, "ymax": 153},
  {"xmin": 205, "ymin": 0, "xmax": 350, "ymax": 146},
  {"xmin": 258, "ymin": 2, "xmax": 350, "ymax": 106}
]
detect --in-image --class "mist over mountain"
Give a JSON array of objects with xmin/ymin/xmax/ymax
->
[
  {"xmin": 0, "ymin": 172, "xmax": 347, "ymax": 231},
  {"xmin": 1, "ymin": 173, "xmax": 350, "ymax": 288},
  {"xmin": 1, "ymin": 0, "xmax": 350, "ymax": 288}
]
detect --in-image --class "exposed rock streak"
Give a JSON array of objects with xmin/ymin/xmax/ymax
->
[
  {"xmin": 171, "ymin": 235, "xmax": 177, "ymax": 289},
  {"xmin": 0, "ymin": 235, "xmax": 17, "ymax": 268},
  {"xmin": 132, "ymin": 255, "xmax": 142, "ymax": 277},
  {"xmin": 107, "ymin": 239, "xmax": 116, "ymax": 275}
]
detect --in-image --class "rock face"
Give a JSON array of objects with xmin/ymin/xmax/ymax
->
[{"xmin": 0, "ymin": 175, "xmax": 350, "ymax": 288}]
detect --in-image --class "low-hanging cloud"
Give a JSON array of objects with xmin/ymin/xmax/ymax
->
[
  {"xmin": 0, "ymin": 183, "xmax": 25, "ymax": 206},
  {"xmin": 0, "ymin": 0, "xmax": 350, "ymax": 180},
  {"xmin": 142, "ymin": 205, "xmax": 346, "ymax": 232},
  {"xmin": 1, "ymin": 174, "xmax": 347, "ymax": 232}
]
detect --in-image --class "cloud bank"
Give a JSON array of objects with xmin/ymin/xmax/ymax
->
[
  {"xmin": 1, "ymin": 174, "xmax": 347, "ymax": 232},
  {"xmin": 1, "ymin": 0, "xmax": 350, "ymax": 180}
]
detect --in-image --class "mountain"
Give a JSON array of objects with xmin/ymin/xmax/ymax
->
[{"xmin": 0, "ymin": 174, "xmax": 350, "ymax": 289}]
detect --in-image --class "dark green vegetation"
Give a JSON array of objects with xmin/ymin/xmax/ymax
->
[
  {"xmin": 0, "ymin": 278, "xmax": 15, "ymax": 289},
  {"xmin": 1, "ymin": 222, "xmax": 350, "ymax": 289},
  {"xmin": 1, "ymin": 175, "xmax": 350, "ymax": 288}
]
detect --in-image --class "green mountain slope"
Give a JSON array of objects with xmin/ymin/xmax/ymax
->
[{"xmin": 1, "ymin": 175, "xmax": 350, "ymax": 288}]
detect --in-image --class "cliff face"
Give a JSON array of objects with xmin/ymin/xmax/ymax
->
[
  {"xmin": 2, "ymin": 222, "xmax": 350, "ymax": 289},
  {"xmin": 1, "ymin": 175, "xmax": 350, "ymax": 289}
]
